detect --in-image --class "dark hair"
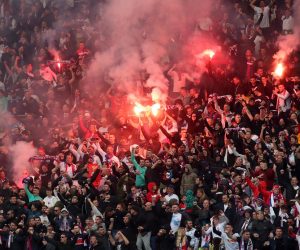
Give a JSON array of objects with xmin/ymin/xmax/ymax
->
[
  {"xmin": 60, "ymin": 233, "xmax": 68, "ymax": 238},
  {"xmin": 242, "ymin": 229, "xmax": 251, "ymax": 234}
]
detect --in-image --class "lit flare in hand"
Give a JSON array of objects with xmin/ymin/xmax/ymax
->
[
  {"xmin": 202, "ymin": 49, "xmax": 215, "ymax": 59},
  {"xmin": 151, "ymin": 103, "xmax": 161, "ymax": 116},
  {"xmin": 133, "ymin": 102, "xmax": 161, "ymax": 117},
  {"xmin": 274, "ymin": 63, "xmax": 284, "ymax": 78},
  {"xmin": 133, "ymin": 103, "xmax": 145, "ymax": 116},
  {"xmin": 196, "ymin": 49, "xmax": 216, "ymax": 60}
]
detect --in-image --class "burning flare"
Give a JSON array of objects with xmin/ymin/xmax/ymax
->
[
  {"xmin": 202, "ymin": 49, "xmax": 215, "ymax": 59},
  {"xmin": 133, "ymin": 102, "xmax": 161, "ymax": 117},
  {"xmin": 133, "ymin": 103, "xmax": 145, "ymax": 116},
  {"xmin": 196, "ymin": 49, "xmax": 216, "ymax": 60},
  {"xmin": 274, "ymin": 63, "xmax": 284, "ymax": 78},
  {"xmin": 151, "ymin": 103, "xmax": 161, "ymax": 116}
]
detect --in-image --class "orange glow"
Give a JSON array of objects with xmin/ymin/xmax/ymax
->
[
  {"xmin": 57, "ymin": 62, "xmax": 61, "ymax": 69},
  {"xmin": 151, "ymin": 103, "xmax": 161, "ymax": 116},
  {"xmin": 274, "ymin": 63, "xmax": 284, "ymax": 78}
]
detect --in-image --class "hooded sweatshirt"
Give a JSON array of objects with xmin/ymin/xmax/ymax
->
[
  {"xmin": 180, "ymin": 164, "xmax": 197, "ymax": 196},
  {"xmin": 146, "ymin": 182, "xmax": 160, "ymax": 203}
]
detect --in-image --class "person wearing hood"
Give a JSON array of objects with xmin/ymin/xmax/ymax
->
[
  {"xmin": 180, "ymin": 164, "xmax": 197, "ymax": 196},
  {"xmin": 55, "ymin": 208, "xmax": 74, "ymax": 233},
  {"xmin": 146, "ymin": 182, "xmax": 160, "ymax": 205},
  {"xmin": 259, "ymin": 184, "xmax": 285, "ymax": 208}
]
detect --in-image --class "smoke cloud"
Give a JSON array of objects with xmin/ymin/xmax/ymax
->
[
  {"xmin": 0, "ymin": 112, "xmax": 36, "ymax": 186},
  {"xmin": 9, "ymin": 141, "xmax": 36, "ymax": 187},
  {"xmin": 86, "ymin": 0, "xmax": 214, "ymax": 102},
  {"xmin": 274, "ymin": 0, "xmax": 300, "ymax": 62}
]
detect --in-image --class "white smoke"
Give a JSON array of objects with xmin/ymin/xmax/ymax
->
[
  {"xmin": 274, "ymin": 0, "xmax": 300, "ymax": 62},
  {"xmin": 86, "ymin": 0, "xmax": 214, "ymax": 102},
  {"xmin": 9, "ymin": 141, "xmax": 36, "ymax": 187}
]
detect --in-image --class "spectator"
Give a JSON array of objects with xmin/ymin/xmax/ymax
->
[{"xmin": 0, "ymin": 0, "xmax": 299, "ymax": 249}]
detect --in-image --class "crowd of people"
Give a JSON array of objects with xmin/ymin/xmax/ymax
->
[{"xmin": 0, "ymin": 0, "xmax": 300, "ymax": 249}]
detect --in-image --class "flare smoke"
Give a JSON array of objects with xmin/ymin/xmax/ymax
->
[
  {"xmin": 9, "ymin": 141, "xmax": 36, "ymax": 187},
  {"xmin": 274, "ymin": 0, "xmax": 300, "ymax": 62},
  {"xmin": 86, "ymin": 0, "xmax": 214, "ymax": 101}
]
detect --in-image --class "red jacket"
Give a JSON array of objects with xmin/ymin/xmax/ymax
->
[
  {"xmin": 258, "ymin": 185, "xmax": 285, "ymax": 207},
  {"xmin": 245, "ymin": 177, "xmax": 267, "ymax": 199},
  {"xmin": 87, "ymin": 163, "xmax": 101, "ymax": 188},
  {"xmin": 146, "ymin": 182, "xmax": 160, "ymax": 204},
  {"xmin": 79, "ymin": 118, "xmax": 100, "ymax": 140},
  {"xmin": 254, "ymin": 169, "xmax": 275, "ymax": 190}
]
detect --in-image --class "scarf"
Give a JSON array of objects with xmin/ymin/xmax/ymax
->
[
  {"xmin": 240, "ymin": 238, "xmax": 253, "ymax": 250},
  {"xmin": 278, "ymin": 210, "xmax": 289, "ymax": 227},
  {"xmin": 7, "ymin": 233, "xmax": 13, "ymax": 248},
  {"xmin": 26, "ymin": 235, "xmax": 33, "ymax": 250},
  {"xmin": 270, "ymin": 192, "xmax": 283, "ymax": 207},
  {"xmin": 60, "ymin": 217, "xmax": 71, "ymax": 232}
]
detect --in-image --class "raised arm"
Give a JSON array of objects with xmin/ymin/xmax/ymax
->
[
  {"xmin": 87, "ymin": 198, "xmax": 104, "ymax": 218},
  {"xmin": 268, "ymin": 0, "xmax": 275, "ymax": 7},
  {"xmin": 95, "ymin": 142, "xmax": 107, "ymax": 160},
  {"xmin": 250, "ymin": 0, "xmax": 256, "ymax": 9},
  {"xmin": 119, "ymin": 231, "xmax": 130, "ymax": 245},
  {"xmin": 131, "ymin": 147, "xmax": 142, "ymax": 172},
  {"xmin": 167, "ymin": 64, "xmax": 176, "ymax": 76},
  {"xmin": 69, "ymin": 144, "xmax": 80, "ymax": 162},
  {"xmin": 260, "ymin": 124, "xmax": 266, "ymax": 141},
  {"xmin": 275, "ymin": 91, "xmax": 290, "ymax": 100},
  {"xmin": 79, "ymin": 116, "xmax": 88, "ymax": 133},
  {"xmin": 23, "ymin": 183, "xmax": 34, "ymax": 201},
  {"xmin": 242, "ymin": 102, "xmax": 253, "ymax": 121},
  {"xmin": 98, "ymin": 132, "xmax": 110, "ymax": 146},
  {"xmin": 128, "ymin": 118, "xmax": 140, "ymax": 129}
]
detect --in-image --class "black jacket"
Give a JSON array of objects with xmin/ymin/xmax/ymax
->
[{"xmin": 132, "ymin": 209, "xmax": 157, "ymax": 233}]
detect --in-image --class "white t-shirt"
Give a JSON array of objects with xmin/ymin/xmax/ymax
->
[
  {"xmin": 165, "ymin": 193, "xmax": 179, "ymax": 203},
  {"xmin": 43, "ymin": 196, "xmax": 59, "ymax": 208},
  {"xmin": 254, "ymin": 35, "xmax": 264, "ymax": 56},
  {"xmin": 221, "ymin": 232, "xmax": 240, "ymax": 250},
  {"xmin": 39, "ymin": 66, "xmax": 57, "ymax": 82},
  {"xmin": 158, "ymin": 123, "xmax": 178, "ymax": 143},
  {"xmin": 59, "ymin": 162, "xmax": 77, "ymax": 178},
  {"xmin": 253, "ymin": 6, "xmax": 270, "ymax": 28},
  {"xmin": 170, "ymin": 212, "xmax": 182, "ymax": 233},
  {"xmin": 169, "ymin": 71, "xmax": 189, "ymax": 93},
  {"xmin": 40, "ymin": 214, "xmax": 50, "ymax": 226},
  {"xmin": 282, "ymin": 16, "xmax": 294, "ymax": 31}
]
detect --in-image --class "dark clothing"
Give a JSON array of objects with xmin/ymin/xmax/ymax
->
[
  {"xmin": 251, "ymin": 219, "xmax": 273, "ymax": 248},
  {"xmin": 270, "ymin": 236, "xmax": 288, "ymax": 250},
  {"xmin": 156, "ymin": 234, "xmax": 176, "ymax": 250},
  {"xmin": 215, "ymin": 203, "xmax": 236, "ymax": 224},
  {"xmin": 132, "ymin": 210, "xmax": 157, "ymax": 233}
]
